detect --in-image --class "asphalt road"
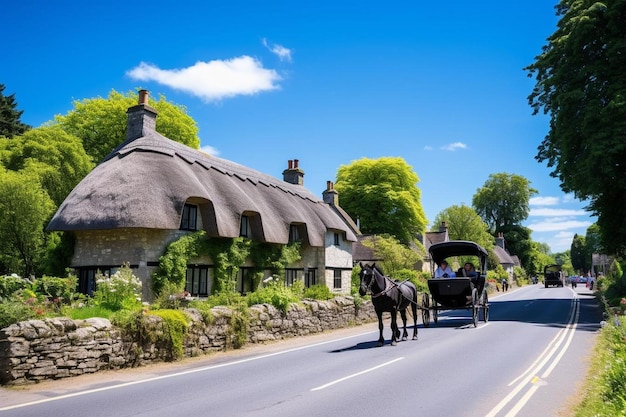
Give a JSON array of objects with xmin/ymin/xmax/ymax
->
[{"xmin": 0, "ymin": 283, "xmax": 602, "ymax": 417}]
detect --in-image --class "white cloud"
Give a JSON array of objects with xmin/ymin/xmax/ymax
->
[
  {"xmin": 529, "ymin": 196, "xmax": 560, "ymax": 206},
  {"xmin": 127, "ymin": 57, "xmax": 282, "ymax": 102},
  {"xmin": 527, "ymin": 219, "xmax": 593, "ymax": 232},
  {"xmin": 441, "ymin": 142, "xmax": 467, "ymax": 151},
  {"xmin": 542, "ymin": 231, "xmax": 576, "ymax": 253},
  {"xmin": 529, "ymin": 207, "xmax": 587, "ymax": 217},
  {"xmin": 424, "ymin": 145, "xmax": 433, "ymax": 151},
  {"xmin": 262, "ymin": 38, "xmax": 293, "ymax": 62},
  {"xmin": 199, "ymin": 145, "xmax": 219, "ymax": 156}
]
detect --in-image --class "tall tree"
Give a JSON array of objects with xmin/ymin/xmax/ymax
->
[
  {"xmin": 583, "ymin": 223, "xmax": 603, "ymax": 257},
  {"xmin": 55, "ymin": 90, "xmax": 200, "ymax": 163},
  {"xmin": 525, "ymin": 0, "xmax": 626, "ymax": 255},
  {"xmin": 0, "ymin": 84, "xmax": 30, "ymax": 138},
  {"xmin": 334, "ymin": 157, "xmax": 427, "ymax": 245},
  {"xmin": 361, "ymin": 234, "xmax": 423, "ymax": 277},
  {"xmin": 472, "ymin": 173, "xmax": 537, "ymax": 233},
  {"xmin": 0, "ymin": 168, "xmax": 55, "ymax": 276},
  {"xmin": 431, "ymin": 204, "xmax": 495, "ymax": 250},
  {"xmin": 570, "ymin": 233, "xmax": 588, "ymax": 273},
  {"xmin": 0, "ymin": 125, "xmax": 94, "ymax": 206}
]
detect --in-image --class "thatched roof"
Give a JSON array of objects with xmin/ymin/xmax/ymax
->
[{"xmin": 48, "ymin": 101, "xmax": 357, "ymax": 248}]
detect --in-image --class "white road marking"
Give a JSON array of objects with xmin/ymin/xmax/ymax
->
[
  {"xmin": 0, "ymin": 330, "xmax": 375, "ymax": 411},
  {"xmin": 310, "ymin": 357, "xmax": 405, "ymax": 391},
  {"xmin": 486, "ymin": 294, "xmax": 580, "ymax": 417}
]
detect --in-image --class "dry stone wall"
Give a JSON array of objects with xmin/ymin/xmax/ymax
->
[{"xmin": 0, "ymin": 297, "xmax": 376, "ymax": 385}]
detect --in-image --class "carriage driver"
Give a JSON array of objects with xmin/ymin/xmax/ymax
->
[{"xmin": 435, "ymin": 260, "xmax": 456, "ymax": 278}]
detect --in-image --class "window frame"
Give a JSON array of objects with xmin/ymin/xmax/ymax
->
[{"xmin": 180, "ymin": 204, "xmax": 198, "ymax": 231}]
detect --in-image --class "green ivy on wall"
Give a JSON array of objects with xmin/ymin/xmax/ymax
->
[{"xmin": 152, "ymin": 231, "xmax": 301, "ymax": 297}]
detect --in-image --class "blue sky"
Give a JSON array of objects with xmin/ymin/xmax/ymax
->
[{"xmin": 3, "ymin": 0, "xmax": 595, "ymax": 253}]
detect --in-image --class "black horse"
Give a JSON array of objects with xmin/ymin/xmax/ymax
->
[{"xmin": 359, "ymin": 263, "xmax": 418, "ymax": 347}]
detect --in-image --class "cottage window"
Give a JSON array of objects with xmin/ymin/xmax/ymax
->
[
  {"xmin": 185, "ymin": 266, "xmax": 210, "ymax": 297},
  {"xmin": 285, "ymin": 269, "xmax": 298, "ymax": 286},
  {"xmin": 236, "ymin": 267, "xmax": 254, "ymax": 294},
  {"xmin": 333, "ymin": 233, "xmax": 340, "ymax": 246},
  {"xmin": 333, "ymin": 269, "xmax": 342, "ymax": 289},
  {"xmin": 78, "ymin": 267, "xmax": 111, "ymax": 296},
  {"xmin": 180, "ymin": 204, "xmax": 198, "ymax": 231},
  {"xmin": 289, "ymin": 225, "xmax": 300, "ymax": 243},
  {"xmin": 304, "ymin": 268, "xmax": 316, "ymax": 287},
  {"xmin": 240, "ymin": 215, "xmax": 250, "ymax": 238}
]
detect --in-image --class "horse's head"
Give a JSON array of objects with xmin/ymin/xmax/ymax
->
[{"xmin": 358, "ymin": 262, "xmax": 375, "ymax": 296}]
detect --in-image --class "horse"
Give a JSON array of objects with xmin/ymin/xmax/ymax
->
[{"xmin": 358, "ymin": 262, "xmax": 418, "ymax": 347}]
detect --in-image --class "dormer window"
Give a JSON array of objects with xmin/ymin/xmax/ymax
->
[
  {"xmin": 180, "ymin": 204, "xmax": 197, "ymax": 231},
  {"xmin": 289, "ymin": 224, "xmax": 301, "ymax": 243},
  {"xmin": 333, "ymin": 232, "xmax": 340, "ymax": 246},
  {"xmin": 240, "ymin": 215, "xmax": 250, "ymax": 238}
]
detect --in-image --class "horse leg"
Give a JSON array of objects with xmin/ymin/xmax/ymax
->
[
  {"xmin": 390, "ymin": 310, "xmax": 399, "ymax": 346},
  {"xmin": 376, "ymin": 311, "xmax": 385, "ymax": 347},
  {"xmin": 400, "ymin": 309, "xmax": 408, "ymax": 341}
]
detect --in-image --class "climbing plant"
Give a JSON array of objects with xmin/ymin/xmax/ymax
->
[{"xmin": 153, "ymin": 232, "xmax": 301, "ymax": 297}]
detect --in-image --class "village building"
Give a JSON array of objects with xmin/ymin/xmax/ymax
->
[{"xmin": 47, "ymin": 91, "xmax": 359, "ymax": 300}]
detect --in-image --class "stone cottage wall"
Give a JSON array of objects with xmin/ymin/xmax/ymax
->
[{"xmin": 0, "ymin": 297, "xmax": 377, "ymax": 385}]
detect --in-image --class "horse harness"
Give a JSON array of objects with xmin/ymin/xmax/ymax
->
[{"xmin": 364, "ymin": 269, "xmax": 416, "ymax": 310}]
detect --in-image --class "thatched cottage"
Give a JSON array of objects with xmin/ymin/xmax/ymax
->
[{"xmin": 48, "ymin": 91, "xmax": 359, "ymax": 299}]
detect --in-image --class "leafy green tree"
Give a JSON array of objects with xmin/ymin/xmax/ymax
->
[
  {"xmin": 584, "ymin": 223, "xmax": 603, "ymax": 257},
  {"xmin": 0, "ymin": 84, "xmax": 30, "ymax": 138},
  {"xmin": 56, "ymin": 90, "xmax": 200, "ymax": 163},
  {"xmin": 553, "ymin": 250, "xmax": 574, "ymax": 276},
  {"xmin": 524, "ymin": 243, "xmax": 555, "ymax": 278},
  {"xmin": 570, "ymin": 233, "xmax": 587, "ymax": 273},
  {"xmin": 360, "ymin": 234, "xmax": 423, "ymax": 277},
  {"xmin": 0, "ymin": 125, "xmax": 94, "ymax": 206},
  {"xmin": 431, "ymin": 204, "xmax": 495, "ymax": 250},
  {"xmin": 472, "ymin": 173, "xmax": 538, "ymax": 233},
  {"xmin": 0, "ymin": 168, "xmax": 55, "ymax": 276},
  {"xmin": 499, "ymin": 225, "xmax": 536, "ymax": 271},
  {"xmin": 334, "ymin": 157, "xmax": 427, "ymax": 245},
  {"xmin": 525, "ymin": 0, "xmax": 626, "ymax": 255}
]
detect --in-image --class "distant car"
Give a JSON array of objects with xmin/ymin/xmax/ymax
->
[{"xmin": 577, "ymin": 276, "xmax": 587, "ymax": 283}]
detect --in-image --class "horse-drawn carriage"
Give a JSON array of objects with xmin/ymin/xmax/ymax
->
[{"xmin": 421, "ymin": 240, "xmax": 490, "ymax": 328}]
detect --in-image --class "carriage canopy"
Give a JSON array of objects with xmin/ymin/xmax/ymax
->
[{"xmin": 429, "ymin": 240, "xmax": 489, "ymax": 272}]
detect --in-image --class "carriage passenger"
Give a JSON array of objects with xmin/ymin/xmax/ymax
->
[
  {"xmin": 463, "ymin": 262, "xmax": 478, "ymax": 278},
  {"xmin": 435, "ymin": 260, "xmax": 456, "ymax": 278}
]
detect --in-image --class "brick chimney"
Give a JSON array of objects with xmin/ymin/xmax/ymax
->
[
  {"xmin": 282, "ymin": 159, "xmax": 305, "ymax": 185},
  {"xmin": 322, "ymin": 180, "xmax": 339, "ymax": 206},
  {"xmin": 496, "ymin": 232, "xmax": 506, "ymax": 249},
  {"xmin": 126, "ymin": 89, "xmax": 158, "ymax": 141}
]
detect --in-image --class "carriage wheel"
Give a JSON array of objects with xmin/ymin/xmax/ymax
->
[
  {"xmin": 433, "ymin": 300, "xmax": 439, "ymax": 324},
  {"xmin": 471, "ymin": 288, "xmax": 479, "ymax": 327},
  {"xmin": 481, "ymin": 289, "xmax": 489, "ymax": 323},
  {"xmin": 421, "ymin": 293, "xmax": 431, "ymax": 327}
]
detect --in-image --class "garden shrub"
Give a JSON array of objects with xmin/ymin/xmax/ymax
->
[
  {"xmin": 0, "ymin": 274, "xmax": 31, "ymax": 300},
  {"xmin": 246, "ymin": 281, "xmax": 299, "ymax": 313},
  {"xmin": 226, "ymin": 301, "xmax": 249, "ymax": 349},
  {"xmin": 92, "ymin": 264, "xmax": 142, "ymax": 311},
  {"xmin": 32, "ymin": 275, "xmax": 77, "ymax": 302},
  {"xmin": 206, "ymin": 291, "xmax": 246, "ymax": 308},
  {"xmin": 0, "ymin": 300, "xmax": 39, "ymax": 329},
  {"xmin": 303, "ymin": 284, "xmax": 332, "ymax": 300},
  {"xmin": 149, "ymin": 309, "xmax": 190, "ymax": 360}
]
